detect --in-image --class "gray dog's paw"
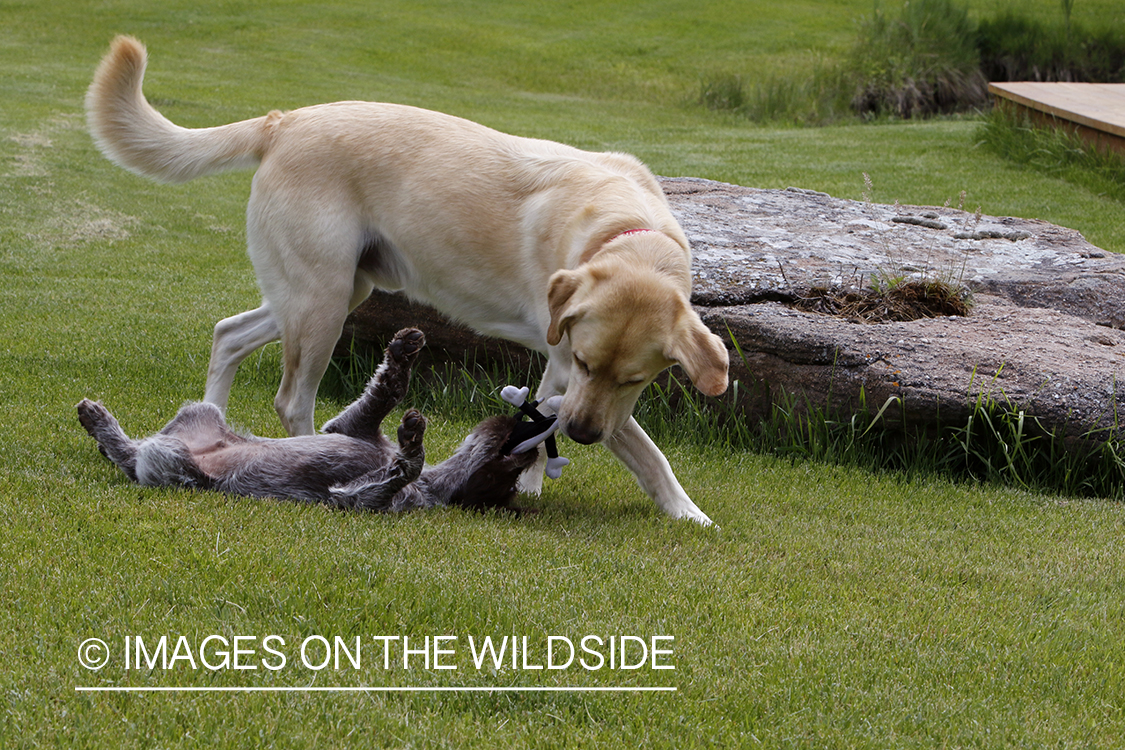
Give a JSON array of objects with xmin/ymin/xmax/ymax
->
[
  {"xmin": 76, "ymin": 399, "xmax": 108, "ymax": 435},
  {"xmin": 388, "ymin": 328, "xmax": 425, "ymax": 361},
  {"xmin": 398, "ymin": 408, "xmax": 426, "ymax": 456}
]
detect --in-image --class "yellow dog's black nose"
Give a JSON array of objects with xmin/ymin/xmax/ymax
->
[{"xmin": 564, "ymin": 421, "xmax": 602, "ymax": 445}]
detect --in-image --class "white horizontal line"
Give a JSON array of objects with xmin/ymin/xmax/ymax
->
[{"xmin": 76, "ymin": 686, "xmax": 676, "ymax": 693}]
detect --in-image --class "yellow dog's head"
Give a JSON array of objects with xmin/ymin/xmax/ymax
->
[{"xmin": 546, "ymin": 235, "xmax": 729, "ymax": 444}]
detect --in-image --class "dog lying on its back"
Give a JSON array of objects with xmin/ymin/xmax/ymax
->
[{"xmin": 77, "ymin": 329, "xmax": 537, "ymax": 513}]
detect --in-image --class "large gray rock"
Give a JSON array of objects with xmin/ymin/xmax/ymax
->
[
  {"xmin": 668, "ymin": 177, "xmax": 1125, "ymax": 328},
  {"xmin": 343, "ymin": 177, "xmax": 1125, "ymax": 436}
]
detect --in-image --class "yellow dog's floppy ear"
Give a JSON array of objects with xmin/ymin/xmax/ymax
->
[
  {"xmin": 667, "ymin": 316, "xmax": 729, "ymax": 397},
  {"xmin": 546, "ymin": 270, "xmax": 582, "ymax": 346}
]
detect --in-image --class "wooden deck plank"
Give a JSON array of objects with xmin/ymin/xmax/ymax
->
[{"xmin": 989, "ymin": 82, "xmax": 1125, "ymax": 154}]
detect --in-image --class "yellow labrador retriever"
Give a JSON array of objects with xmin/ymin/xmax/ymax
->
[{"xmin": 86, "ymin": 36, "xmax": 729, "ymax": 524}]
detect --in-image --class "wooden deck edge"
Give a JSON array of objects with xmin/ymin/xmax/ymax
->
[{"xmin": 988, "ymin": 83, "xmax": 1125, "ymax": 157}]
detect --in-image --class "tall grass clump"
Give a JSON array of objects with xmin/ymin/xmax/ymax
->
[
  {"xmin": 700, "ymin": 64, "xmax": 856, "ymax": 125},
  {"xmin": 949, "ymin": 386, "xmax": 1125, "ymax": 495},
  {"xmin": 700, "ymin": 0, "xmax": 989, "ymax": 123},
  {"xmin": 701, "ymin": 1, "xmax": 1123, "ymax": 125},
  {"xmin": 977, "ymin": 11, "xmax": 1125, "ymax": 82},
  {"xmin": 977, "ymin": 106, "xmax": 1125, "ymax": 203},
  {"xmin": 634, "ymin": 369, "xmax": 1125, "ymax": 500},
  {"xmin": 847, "ymin": 0, "xmax": 988, "ymax": 118},
  {"xmin": 698, "ymin": 72, "xmax": 746, "ymax": 113}
]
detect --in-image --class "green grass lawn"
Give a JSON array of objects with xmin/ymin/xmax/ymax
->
[{"xmin": 3, "ymin": 1, "xmax": 1125, "ymax": 747}]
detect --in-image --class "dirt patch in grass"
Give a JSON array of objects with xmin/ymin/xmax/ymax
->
[{"xmin": 5, "ymin": 113, "xmax": 83, "ymax": 179}]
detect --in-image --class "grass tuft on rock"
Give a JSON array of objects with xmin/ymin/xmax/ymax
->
[{"xmin": 789, "ymin": 279, "xmax": 972, "ymax": 322}]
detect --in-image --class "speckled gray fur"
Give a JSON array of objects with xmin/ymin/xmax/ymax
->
[{"xmin": 78, "ymin": 329, "xmax": 535, "ymax": 513}]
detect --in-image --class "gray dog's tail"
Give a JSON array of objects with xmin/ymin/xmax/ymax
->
[{"xmin": 86, "ymin": 36, "xmax": 278, "ymax": 184}]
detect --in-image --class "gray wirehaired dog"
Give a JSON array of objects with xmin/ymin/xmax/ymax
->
[{"xmin": 77, "ymin": 328, "xmax": 538, "ymax": 513}]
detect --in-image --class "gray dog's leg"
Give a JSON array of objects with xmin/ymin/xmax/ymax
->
[
  {"xmin": 77, "ymin": 399, "xmax": 214, "ymax": 490},
  {"xmin": 322, "ymin": 328, "xmax": 425, "ymax": 443},
  {"xmin": 328, "ymin": 409, "xmax": 427, "ymax": 510},
  {"xmin": 77, "ymin": 399, "xmax": 140, "ymax": 481}
]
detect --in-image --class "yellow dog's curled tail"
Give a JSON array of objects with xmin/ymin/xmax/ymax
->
[{"xmin": 86, "ymin": 36, "xmax": 279, "ymax": 184}]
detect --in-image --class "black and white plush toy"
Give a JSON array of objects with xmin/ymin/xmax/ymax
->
[{"xmin": 499, "ymin": 386, "xmax": 569, "ymax": 480}]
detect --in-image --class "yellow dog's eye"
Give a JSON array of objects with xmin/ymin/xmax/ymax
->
[{"xmin": 573, "ymin": 355, "xmax": 590, "ymax": 375}]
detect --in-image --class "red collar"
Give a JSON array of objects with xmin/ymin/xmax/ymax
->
[{"xmin": 582, "ymin": 228, "xmax": 662, "ymax": 264}]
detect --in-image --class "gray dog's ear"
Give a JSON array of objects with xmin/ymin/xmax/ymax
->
[
  {"xmin": 667, "ymin": 317, "xmax": 729, "ymax": 397},
  {"xmin": 546, "ymin": 270, "xmax": 582, "ymax": 346}
]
